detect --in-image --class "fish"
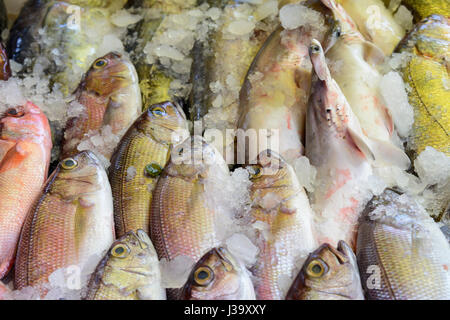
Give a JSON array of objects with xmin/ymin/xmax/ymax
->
[
  {"xmin": 203, "ymin": 2, "xmax": 273, "ymax": 158},
  {"xmin": 357, "ymin": 189, "xmax": 450, "ymax": 300},
  {"xmin": 0, "ymin": 102, "xmax": 52, "ymax": 279},
  {"xmin": 238, "ymin": 23, "xmax": 327, "ymax": 164},
  {"xmin": 7, "ymin": 0, "xmax": 48, "ymax": 64},
  {"xmin": 109, "ymin": 101, "xmax": 189, "ymax": 238},
  {"xmin": 188, "ymin": 0, "xmax": 229, "ymax": 122},
  {"xmin": 84, "ymin": 230, "xmax": 166, "ymax": 300},
  {"xmin": 150, "ymin": 136, "xmax": 226, "ymax": 297},
  {"xmin": 62, "ymin": 52, "xmax": 142, "ymax": 159},
  {"xmin": 246, "ymin": 150, "xmax": 317, "ymax": 300},
  {"xmin": 14, "ymin": 151, "xmax": 115, "ymax": 293},
  {"xmin": 322, "ymin": 0, "xmax": 410, "ymax": 169},
  {"xmin": 286, "ymin": 241, "xmax": 364, "ymax": 300},
  {"xmin": 128, "ymin": 0, "xmax": 193, "ymax": 109},
  {"xmin": 396, "ymin": 14, "xmax": 450, "ymax": 158},
  {"xmin": 180, "ymin": 247, "xmax": 255, "ymax": 300},
  {"xmin": 0, "ymin": 43, "xmax": 11, "ymax": 81},
  {"xmin": 306, "ymin": 39, "xmax": 375, "ymax": 249},
  {"xmin": 334, "ymin": 0, "xmax": 405, "ymax": 55}
]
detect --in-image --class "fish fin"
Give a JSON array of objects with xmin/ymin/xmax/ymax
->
[
  {"xmin": 367, "ymin": 138, "xmax": 411, "ymax": 170},
  {"xmin": 382, "ymin": 104, "xmax": 395, "ymax": 135},
  {"xmin": 346, "ymin": 127, "xmax": 375, "ymax": 161},
  {"xmin": 0, "ymin": 140, "xmax": 15, "ymax": 164},
  {"xmin": 0, "ymin": 143, "xmax": 28, "ymax": 173},
  {"xmin": 362, "ymin": 41, "xmax": 386, "ymax": 67}
]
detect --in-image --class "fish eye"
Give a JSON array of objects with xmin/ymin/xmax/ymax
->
[
  {"xmin": 61, "ymin": 158, "xmax": 78, "ymax": 170},
  {"xmin": 310, "ymin": 44, "xmax": 321, "ymax": 54},
  {"xmin": 249, "ymin": 166, "xmax": 262, "ymax": 180},
  {"xmin": 94, "ymin": 58, "xmax": 108, "ymax": 69},
  {"xmin": 194, "ymin": 267, "xmax": 214, "ymax": 286},
  {"xmin": 145, "ymin": 162, "xmax": 163, "ymax": 178},
  {"xmin": 306, "ymin": 259, "xmax": 328, "ymax": 278},
  {"xmin": 6, "ymin": 108, "xmax": 24, "ymax": 117},
  {"xmin": 111, "ymin": 243, "xmax": 130, "ymax": 258},
  {"xmin": 151, "ymin": 106, "xmax": 167, "ymax": 118}
]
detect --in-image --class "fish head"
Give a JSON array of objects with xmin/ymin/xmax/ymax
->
[
  {"xmin": 181, "ymin": 247, "xmax": 254, "ymax": 300},
  {"xmin": 53, "ymin": 151, "xmax": 106, "ymax": 199},
  {"xmin": 0, "ymin": 102, "xmax": 52, "ymax": 146},
  {"xmin": 105, "ymin": 229, "xmax": 155, "ymax": 274},
  {"xmin": 309, "ymin": 39, "xmax": 349, "ymax": 139},
  {"xmin": 140, "ymin": 101, "xmax": 189, "ymax": 145},
  {"xmin": 320, "ymin": 0, "xmax": 364, "ymax": 41},
  {"xmin": 247, "ymin": 150, "xmax": 291, "ymax": 189},
  {"xmin": 82, "ymin": 52, "xmax": 136, "ymax": 97},
  {"xmin": 167, "ymin": 136, "xmax": 228, "ymax": 179},
  {"xmin": 286, "ymin": 241, "xmax": 361, "ymax": 299}
]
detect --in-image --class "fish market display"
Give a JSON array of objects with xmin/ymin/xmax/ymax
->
[
  {"xmin": 180, "ymin": 247, "xmax": 255, "ymax": 300},
  {"xmin": 62, "ymin": 52, "xmax": 141, "ymax": 160},
  {"xmin": 109, "ymin": 101, "xmax": 189, "ymax": 237},
  {"xmin": 357, "ymin": 189, "xmax": 450, "ymax": 300},
  {"xmin": 246, "ymin": 150, "xmax": 316, "ymax": 300},
  {"xmin": 14, "ymin": 151, "xmax": 114, "ymax": 294},
  {"xmin": 0, "ymin": 0, "xmax": 448, "ymax": 301},
  {"xmin": 322, "ymin": 0, "xmax": 410, "ymax": 169},
  {"xmin": 286, "ymin": 241, "xmax": 364, "ymax": 300},
  {"xmin": 0, "ymin": 102, "xmax": 52, "ymax": 279},
  {"xmin": 396, "ymin": 14, "xmax": 449, "ymax": 158},
  {"xmin": 84, "ymin": 230, "xmax": 166, "ymax": 300}
]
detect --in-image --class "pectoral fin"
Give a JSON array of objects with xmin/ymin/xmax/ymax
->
[
  {"xmin": 367, "ymin": 138, "xmax": 411, "ymax": 170},
  {"xmin": 362, "ymin": 41, "xmax": 386, "ymax": 67},
  {"xmin": 347, "ymin": 127, "xmax": 375, "ymax": 161}
]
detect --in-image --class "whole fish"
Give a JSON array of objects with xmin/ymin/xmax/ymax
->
[
  {"xmin": 322, "ymin": 0, "xmax": 410, "ymax": 169},
  {"xmin": 180, "ymin": 247, "xmax": 255, "ymax": 300},
  {"xmin": 150, "ymin": 136, "xmax": 225, "ymax": 293},
  {"xmin": 0, "ymin": 43, "xmax": 11, "ymax": 81},
  {"xmin": 306, "ymin": 40, "xmax": 375, "ymax": 249},
  {"xmin": 84, "ymin": 230, "xmax": 166, "ymax": 300},
  {"xmin": 357, "ymin": 189, "xmax": 450, "ymax": 300},
  {"xmin": 246, "ymin": 150, "xmax": 317, "ymax": 300},
  {"xmin": 62, "ymin": 52, "xmax": 141, "ymax": 159},
  {"xmin": 0, "ymin": 102, "xmax": 52, "ymax": 279},
  {"xmin": 335, "ymin": 0, "xmax": 404, "ymax": 55},
  {"xmin": 286, "ymin": 241, "xmax": 364, "ymax": 300},
  {"xmin": 239, "ymin": 23, "xmax": 326, "ymax": 164},
  {"xmin": 14, "ymin": 151, "xmax": 115, "ymax": 293},
  {"xmin": 396, "ymin": 15, "xmax": 449, "ymax": 158},
  {"xmin": 109, "ymin": 101, "xmax": 189, "ymax": 238}
]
